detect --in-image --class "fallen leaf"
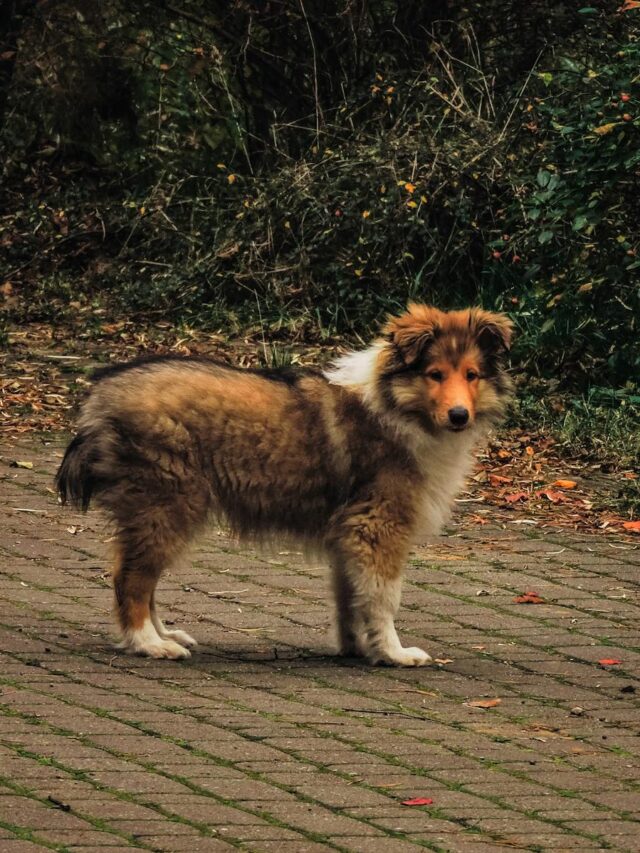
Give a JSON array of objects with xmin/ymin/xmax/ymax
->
[
  {"xmin": 619, "ymin": 0, "xmax": 640, "ymax": 11},
  {"xmin": 622, "ymin": 521, "xmax": 640, "ymax": 533},
  {"xmin": 505, "ymin": 491, "xmax": 528, "ymax": 504},
  {"xmin": 434, "ymin": 658, "xmax": 454, "ymax": 665},
  {"xmin": 471, "ymin": 644, "xmax": 486, "ymax": 650},
  {"xmin": 598, "ymin": 659, "xmax": 621, "ymax": 666},
  {"xmin": 536, "ymin": 489, "xmax": 567, "ymax": 504},
  {"xmin": 554, "ymin": 479, "xmax": 577, "ymax": 489},
  {"xmin": 402, "ymin": 797, "xmax": 434, "ymax": 806},
  {"xmin": 465, "ymin": 698, "xmax": 502, "ymax": 709},
  {"xmin": 514, "ymin": 591, "xmax": 546, "ymax": 604},
  {"xmin": 10, "ymin": 460, "xmax": 33, "ymax": 469},
  {"xmin": 489, "ymin": 473, "xmax": 512, "ymax": 486}
]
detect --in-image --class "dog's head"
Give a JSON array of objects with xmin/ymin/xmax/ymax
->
[{"xmin": 378, "ymin": 304, "xmax": 513, "ymax": 433}]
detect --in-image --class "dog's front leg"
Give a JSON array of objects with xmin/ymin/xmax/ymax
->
[{"xmin": 327, "ymin": 495, "xmax": 432, "ymax": 667}]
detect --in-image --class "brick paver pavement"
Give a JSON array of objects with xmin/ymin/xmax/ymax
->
[{"xmin": 1, "ymin": 437, "xmax": 639, "ymax": 853}]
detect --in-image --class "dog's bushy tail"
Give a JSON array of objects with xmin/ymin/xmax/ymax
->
[{"xmin": 55, "ymin": 433, "xmax": 97, "ymax": 511}]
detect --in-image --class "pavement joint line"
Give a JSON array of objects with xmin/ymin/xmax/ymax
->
[
  {"xmin": 0, "ymin": 774, "xmax": 154, "ymax": 850},
  {"xmin": 413, "ymin": 551, "xmax": 640, "ymax": 626},
  {"xmin": 0, "ymin": 680, "xmax": 483, "ymax": 852},
  {"xmin": 3, "ymin": 593, "xmax": 639, "ymax": 772},
  {"xmin": 2, "ymin": 637, "xmax": 636, "ymax": 852},
  {"xmin": 518, "ymin": 528, "xmax": 640, "ymax": 568},
  {"xmin": 0, "ymin": 740, "xmax": 243, "ymax": 851},
  {"xmin": 407, "ymin": 577, "xmax": 640, "ymax": 683},
  {"xmin": 2, "ymin": 573, "xmax": 640, "ymax": 764},
  {"xmin": 1, "ymin": 564, "xmax": 640, "ymax": 766},
  {"xmin": 5, "ymin": 534, "xmax": 640, "ymax": 704},
  {"xmin": 0, "ymin": 816, "xmax": 70, "ymax": 852},
  {"xmin": 0, "ymin": 695, "xmax": 443, "ymax": 852},
  {"xmin": 0, "ymin": 723, "xmax": 355, "ymax": 853}
]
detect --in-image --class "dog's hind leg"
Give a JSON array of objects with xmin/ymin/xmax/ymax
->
[
  {"xmin": 330, "ymin": 558, "xmax": 365, "ymax": 657},
  {"xmin": 112, "ymin": 510, "xmax": 193, "ymax": 659}
]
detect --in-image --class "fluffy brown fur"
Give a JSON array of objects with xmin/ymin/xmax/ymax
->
[{"xmin": 56, "ymin": 304, "xmax": 513, "ymax": 665}]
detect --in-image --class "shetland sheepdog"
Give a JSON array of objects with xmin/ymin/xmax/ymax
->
[{"xmin": 56, "ymin": 304, "xmax": 513, "ymax": 666}]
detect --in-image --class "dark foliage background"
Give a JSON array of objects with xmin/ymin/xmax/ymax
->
[{"xmin": 1, "ymin": 0, "xmax": 639, "ymax": 393}]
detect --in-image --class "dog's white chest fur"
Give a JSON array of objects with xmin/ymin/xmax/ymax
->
[{"xmin": 415, "ymin": 430, "xmax": 479, "ymax": 536}]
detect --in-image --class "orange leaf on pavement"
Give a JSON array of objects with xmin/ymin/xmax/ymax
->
[
  {"xmin": 598, "ymin": 659, "xmax": 621, "ymax": 666},
  {"xmin": 514, "ymin": 591, "xmax": 546, "ymax": 604},
  {"xmin": 554, "ymin": 479, "xmax": 577, "ymax": 489},
  {"xmin": 402, "ymin": 797, "xmax": 434, "ymax": 806},
  {"xmin": 622, "ymin": 521, "xmax": 640, "ymax": 533},
  {"xmin": 465, "ymin": 698, "xmax": 502, "ymax": 709}
]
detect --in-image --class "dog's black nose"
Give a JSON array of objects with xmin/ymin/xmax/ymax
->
[{"xmin": 448, "ymin": 406, "xmax": 469, "ymax": 427}]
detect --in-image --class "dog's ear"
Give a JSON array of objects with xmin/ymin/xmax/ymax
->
[
  {"xmin": 384, "ymin": 303, "xmax": 440, "ymax": 367},
  {"xmin": 473, "ymin": 310, "xmax": 513, "ymax": 355}
]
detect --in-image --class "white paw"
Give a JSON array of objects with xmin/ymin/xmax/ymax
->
[
  {"xmin": 130, "ymin": 638, "xmax": 192, "ymax": 659},
  {"xmin": 163, "ymin": 628, "xmax": 198, "ymax": 648},
  {"xmin": 369, "ymin": 646, "xmax": 433, "ymax": 667},
  {"xmin": 117, "ymin": 620, "xmax": 192, "ymax": 659}
]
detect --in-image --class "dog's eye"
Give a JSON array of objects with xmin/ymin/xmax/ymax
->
[
  {"xmin": 466, "ymin": 370, "xmax": 479, "ymax": 381},
  {"xmin": 427, "ymin": 370, "xmax": 443, "ymax": 382}
]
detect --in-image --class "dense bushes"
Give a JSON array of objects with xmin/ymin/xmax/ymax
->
[{"xmin": 1, "ymin": 1, "xmax": 639, "ymax": 388}]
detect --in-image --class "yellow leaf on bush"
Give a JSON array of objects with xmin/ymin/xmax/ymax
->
[{"xmin": 592, "ymin": 122, "xmax": 618, "ymax": 135}]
